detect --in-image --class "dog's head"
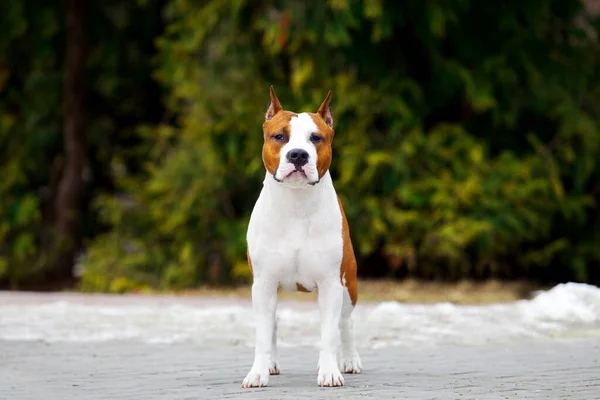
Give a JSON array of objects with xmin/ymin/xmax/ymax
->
[{"xmin": 262, "ymin": 86, "xmax": 334, "ymax": 188}]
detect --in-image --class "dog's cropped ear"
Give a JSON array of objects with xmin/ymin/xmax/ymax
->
[
  {"xmin": 317, "ymin": 90, "xmax": 333, "ymax": 128},
  {"xmin": 265, "ymin": 86, "xmax": 283, "ymax": 121}
]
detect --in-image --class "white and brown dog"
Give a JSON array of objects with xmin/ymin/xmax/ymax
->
[{"xmin": 242, "ymin": 87, "xmax": 362, "ymax": 388}]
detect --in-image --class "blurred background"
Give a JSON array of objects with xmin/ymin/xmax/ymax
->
[{"xmin": 1, "ymin": 0, "xmax": 600, "ymax": 294}]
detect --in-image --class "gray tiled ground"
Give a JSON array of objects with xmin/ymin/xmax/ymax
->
[{"xmin": 1, "ymin": 338, "xmax": 599, "ymax": 399}]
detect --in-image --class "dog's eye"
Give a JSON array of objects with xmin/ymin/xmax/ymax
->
[
  {"xmin": 310, "ymin": 134, "xmax": 323, "ymax": 144},
  {"xmin": 272, "ymin": 133, "xmax": 285, "ymax": 142}
]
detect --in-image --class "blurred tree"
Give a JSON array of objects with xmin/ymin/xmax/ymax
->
[
  {"xmin": 50, "ymin": 0, "xmax": 88, "ymax": 282},
  {"xmin": 0, "ymin": 0, "xmax": 165, "ymax": 288}
]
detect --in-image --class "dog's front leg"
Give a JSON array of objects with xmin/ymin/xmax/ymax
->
[
  {"xmin": 316, "ymin": 278, "xmax": 344, "ymax": 387},
  {"xmin": 242, "ymin": 278, "xmax": 278, "ymax": 388}
]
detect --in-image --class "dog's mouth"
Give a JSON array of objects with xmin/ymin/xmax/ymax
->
[
  {"xmin": 285, "ymin": 169, "xmax": 307, "ymax": 179},
  {"xmin": 273, "ymin": 167, "xmax": 319, "ymax": 186}
]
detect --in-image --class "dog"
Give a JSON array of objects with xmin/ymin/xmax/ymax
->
[{"xmin": 242, "ymin": 87, "xmax": 362, "ymax": 388}]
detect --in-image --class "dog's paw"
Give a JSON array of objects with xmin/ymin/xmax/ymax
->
[
  {"xmin": 317, "ymin": 360, "xmax": 344, "ymax": 387},
  {"xmin": 269, "ymin": 361, "xmax": 280, "ymax": 375},
  {"xmin": 340, "ymin": 352, "xmax": 362, "ymax": 374},
  {"xmin": 242, "ymin": 369, "xmax": 269, "ymax": 388}
]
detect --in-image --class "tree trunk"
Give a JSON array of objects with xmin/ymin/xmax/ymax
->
[{"xmin": 51, "ymin": 0, "xmax": 87, "ymax": 282}]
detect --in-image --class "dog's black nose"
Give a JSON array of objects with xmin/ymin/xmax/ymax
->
[{"xmin": 286, "ymin": 148, "xmax": 309, "ymax": 167}]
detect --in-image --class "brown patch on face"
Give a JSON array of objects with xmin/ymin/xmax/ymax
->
[
  {"xmin": 307, "ymin": 112, "xmax": 335, "ymax": 179},
  {"xmin": 262, "ymin": 110, "xmax": 297, "ymax": 176},
  {"xmin": 337, "ymin": 196, "xmax": 358, "ymax": 306}
]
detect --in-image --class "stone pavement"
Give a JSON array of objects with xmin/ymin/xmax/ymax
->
[{"xmin": 1, "ymin": 338, "xmax": 599, "ymax": 399}]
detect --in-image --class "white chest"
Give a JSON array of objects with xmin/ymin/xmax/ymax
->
[{"xmin": 247, "ymin": 172, "xmax": 343, "ymax": 291}]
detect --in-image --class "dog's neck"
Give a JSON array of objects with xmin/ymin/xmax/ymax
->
[{"xmin": 262, "ymin": 170, "xmax": 335, "ymax": 217}]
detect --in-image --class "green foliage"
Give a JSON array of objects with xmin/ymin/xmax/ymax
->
[
  {"xmin": 3, "ymin": 0, "xmax": 600, "ymax": 290},
  {"xmin": 0, "ymin": 0, "xmax": 164, "ymax": 286},
  {"xmin": 0, "ymin": 0, "xmax": 61, "ymax": 284},
  {"xmin": 81, "ymin": 0, "xmax": 600, "ymax": 290}
]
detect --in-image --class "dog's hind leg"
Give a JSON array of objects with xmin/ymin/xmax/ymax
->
[
  {"xmin": 269, "ymin": 318, "xmax": 280, "ymax": 375},
  {"xmin": 339, "ymin": 287, "xmax": 362, "ymax": 374}
]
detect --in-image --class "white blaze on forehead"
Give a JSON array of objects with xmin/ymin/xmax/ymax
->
[
  {"xmin": 289, "ymin": 113, "xmax": 318, "ymax": 141},
  {"xmin": 281, "ymin": 112, "xmax": 319, "ymax": 160}
]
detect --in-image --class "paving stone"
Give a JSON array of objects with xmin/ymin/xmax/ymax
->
[{"xmin": 1, "ymin": 338, "xmax": 599, "ymax": 399}]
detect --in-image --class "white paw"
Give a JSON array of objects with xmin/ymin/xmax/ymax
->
[
  {"xmin": 317, "ymin": 364, "xmax": 345, "ymax": 387},
  {"xmin": 269, "ymin": 361, "xmax": 280, "ymax": 375},
  {"xmin": 241, "ymin": 369, "xmax": 269, "ymax": 388},
  {"xmin": 340, "ymin": 352, "xmax": 362, "ymax": 374}
]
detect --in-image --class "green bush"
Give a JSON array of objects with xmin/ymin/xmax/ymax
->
[
  {"xmin": 80, "ymin": 0, "xmax": 600, "ymax": 291},
  {"xmin": 2, "ymin": 0, "xmax": 600, "ymax": 291}
]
